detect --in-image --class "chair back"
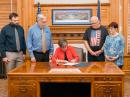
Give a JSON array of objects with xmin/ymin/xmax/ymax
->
[{"xmin": 73, "ymin": 47, "xmax": 84, "ymax": 61}]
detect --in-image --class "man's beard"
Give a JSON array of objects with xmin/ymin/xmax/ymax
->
[{"xmin": 10, "ymin": 22, "xmax": 19, "ymax": 26}]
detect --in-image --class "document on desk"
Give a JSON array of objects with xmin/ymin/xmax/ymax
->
[
  {"xmin": 63, "ymin": 62, "xmax": 79, "ymax": 66},
  {"xmin": 49, "ymin": 68, "xmax": 82, "ymax": 73}
]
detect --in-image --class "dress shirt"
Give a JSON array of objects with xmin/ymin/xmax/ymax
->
[
  {"xmin": 0, "ymin": 23, "xmax": 26, "ymax": 58},
  {"xmin": 27, "ymin": 23, "xmax": 54, "ymax": 58}
]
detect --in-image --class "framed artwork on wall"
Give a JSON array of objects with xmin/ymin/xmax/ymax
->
[{"xmin": 52, "ymin": 9, "xmax": 92, "ymax": 25}]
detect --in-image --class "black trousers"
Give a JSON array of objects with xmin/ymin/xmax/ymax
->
[
  {"xmin": 88, "ymin": 52, "xmax": 105, "ymax": 62},
  {"xmin": 33, "ymin": 51, "xmax": 49, "ymax": 62}
]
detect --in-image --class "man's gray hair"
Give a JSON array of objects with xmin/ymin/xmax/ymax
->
[{"xmin": 37, "ymin": 14, "xmax": 44, "ymax": 21}]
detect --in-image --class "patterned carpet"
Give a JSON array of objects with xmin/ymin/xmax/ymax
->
[
  {"xmin": 0, "ymin": 79, "xmax": 7, "ymax": 97},
  {"xmin": 0, "ymin": 77, "xmax": 130, "ymax": 97},
  {"xmin": 124, "ymin": 77, "xmax": 130, "ymax": 97}
]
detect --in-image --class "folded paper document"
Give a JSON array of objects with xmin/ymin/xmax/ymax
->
[
  {"xmin": 49, "ymin": 68, "xmax": 82, "ymax": 73},
  {"xmin": 63, "ymin": 62, "xmax": 79, "ymax": 66}
]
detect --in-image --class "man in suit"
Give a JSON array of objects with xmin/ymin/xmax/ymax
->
[{"xmin": 0, "ymin": 12, "xmax": 26, "ymax": 72}]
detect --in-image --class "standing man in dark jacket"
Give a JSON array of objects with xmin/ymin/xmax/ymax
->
[
  {"xmin": 83, "ymin": 16, "xmax": 108, "ymax": 62},
  {"xmin": 0, "ymin": 12, "xmax": 26, "ymax": 72}
]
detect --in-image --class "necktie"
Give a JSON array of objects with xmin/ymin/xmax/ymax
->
[
  {"xmin": 15, "ymin": 28, "xmax": 20, "ymax": 51},
  {"xmin": 41, "ymin": 29, "xmax": 46, "ymax": 53}
]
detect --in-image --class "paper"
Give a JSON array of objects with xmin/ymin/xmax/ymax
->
[
  {"xmin": 63, "ymin": 62, "xmax": 79, "ymax": 66},
  {"xmin": 49, "ymin": 68, "xmax": 82, "ymax": 73}
]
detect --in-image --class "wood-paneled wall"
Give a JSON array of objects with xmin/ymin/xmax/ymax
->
[
  {"xmin": 0, "ymin": 0, "xmax": 17, "ymax": 30},
  {"xmin": 33, "ymin": 4, "xmax": 110, "ymax": 26},
  {"xmin": 9, "ymin": 0, "xmax": 119, "ymax": 39},
  {"xmin": 15, "ymin": 0, "xmax": 121, "ymax": 41},
  {"xmin": 32, "ymin": 3, "xmax": 110, "ymax": 42},
  {"xmin": 0, "ymin": 0, "xmax": 121, "ymax": 42},
  {"xmin": 123, "ymin": 0, "xmax": 130, "ymax": 73},
  {"xmin": 126, "ymin": 0, "xmax": 130, "ymax": 54}
]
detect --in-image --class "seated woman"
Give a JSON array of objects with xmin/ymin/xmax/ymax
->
[
  {"xmin": 52, "ymin": 38, "xmax": 79, "ymax": 65},
  {"xmin": 103, "ymin": 22, "xmax": 125, "ymax": 69}
]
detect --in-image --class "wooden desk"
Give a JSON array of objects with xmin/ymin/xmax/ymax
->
[{"xmin": 8, "ymin": 62, "xmax": 124, "ymax": 97}]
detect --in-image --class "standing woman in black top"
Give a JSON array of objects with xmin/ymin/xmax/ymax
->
[
  {"xmin": 83, "ymin": 16, "xmax": 108, "ymax": 62},
  {"xmin": 0, "ymin": 12, "xmax": 26, "ymax": 72}
]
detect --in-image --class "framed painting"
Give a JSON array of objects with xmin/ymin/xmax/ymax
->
[{"xmin": 52, "ymin": 9, "xmax": 92, "ymax": 25}]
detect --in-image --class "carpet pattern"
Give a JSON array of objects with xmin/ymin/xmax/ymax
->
[{"xmin": 0, "ymin": 79, "xmax": 7, "ymax": 97}]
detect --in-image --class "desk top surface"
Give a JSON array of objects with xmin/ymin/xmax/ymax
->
[{"xmin": 8, "ymin": 62, "xmax": 124, "ymax": 76}]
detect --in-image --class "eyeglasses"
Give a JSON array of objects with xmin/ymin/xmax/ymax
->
[
  {"xmin": 91, "ymin": 21, "xmax": 99, "ymax": 25},
  {"xmin": 91, "ymin": 22, "xmax": 96, "ymax": 24}
]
